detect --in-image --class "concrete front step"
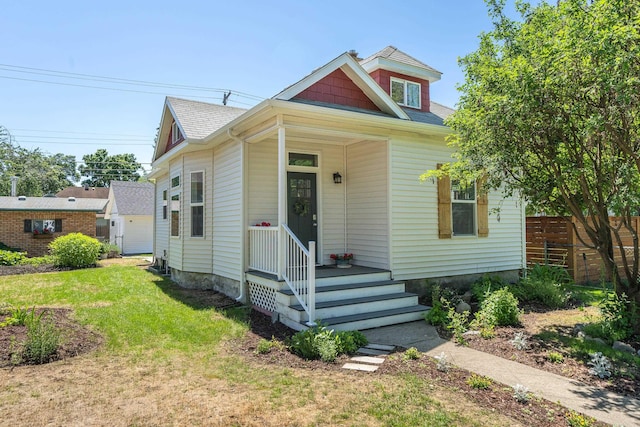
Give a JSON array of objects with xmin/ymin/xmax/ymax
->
[
  {"xmin": 288, "ymin": 292, "xmax": 419, "ymax": 323},
  {"xmin": 279, "ymin": 280, "xmax": 406, "ymax": 305}
]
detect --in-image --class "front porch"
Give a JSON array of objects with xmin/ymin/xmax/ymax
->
[{"xmin": 246, "ymin": 257, "xmax": 430, "ymax": 332}]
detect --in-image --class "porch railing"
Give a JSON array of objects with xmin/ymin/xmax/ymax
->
[
  {"xmin": 247, "ymin": 224, "xmax": 316, "ymax": 325},
  {"xmin": 282, "ymin": 224, "xmax": 316, "ymax": 326},
  {"xmin": 248, "ymin": 226, "xmax": 278, "ymax": 275}
]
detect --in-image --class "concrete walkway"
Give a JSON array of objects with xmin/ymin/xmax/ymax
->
[{"xmin": 362, "ymin": 321, "xmax": 639, "ymax": 427}]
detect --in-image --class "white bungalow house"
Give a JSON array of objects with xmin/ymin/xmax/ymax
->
[{"xmin": 149, "ymin": 46, "xmax": 525, "ymax": 331}]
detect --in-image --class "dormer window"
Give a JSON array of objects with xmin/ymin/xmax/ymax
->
[
  {"xmin": 390, "ymin": 77, "xmax": 421, "ymax": 109},
  {"xmin": 171, "ymin": 122, "xmax": 183, "ymax": 144}
]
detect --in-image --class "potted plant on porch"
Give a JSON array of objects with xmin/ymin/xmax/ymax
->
[{"xmin": 330, "ymin": 253, "xmax": 354, "ymax": 268}]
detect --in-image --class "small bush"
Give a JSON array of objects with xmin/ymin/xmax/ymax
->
[
  {"xmin": 49, "ymin": 233, "xmax": 102, "ymax": 268},
  {"xmin": 467, "ymin": 374, "xmax": 492, "ymax": 390},
  {"xmin": 471, "ymin": 274, "xmax": 506, "ymax": 304},
  {"xmin": 598, "ymin": 292, "xmax": 637, "ymax": 343},
  {"xmin": 0, "ymin": 250, "xmax": 27, "ymax": 266},
  {"xmin": 447, "ymin": 307, "xmax": 470, "ymax": 345},
  {"xmin": 23, "ymin": 310, "xmax": 61, "ymax": 364},
  {"xmin": 546, "ymin": 351, "xmax": 564, "ymax": 363},
  {"xmin": 315, "ymin": 330, "xmax": 339, "ymax": 362},
  {"xmin": 335, "ymin": 330, "xmax": 367, "ymax": 355},
  {"xmin": 478, "ymin": 288, "xmax": 521, "ymax": 327},
  {"xmin": 256, "ymin": 339, "xmax": 274, "ymax": 354},
  {"xmin": 424, "ymin": 300, "xmax": 448, "ymax": 326},
  {"xmin": 470, "ymin": 309, "xmax": 496, "ymax": 339},
  {"xmin": 403, "ymin": 347, "xmax": 421, "ymax": 360},
  {"xmin": 288, "ymin": 324, "xmax": 368, "ymax": 362}
]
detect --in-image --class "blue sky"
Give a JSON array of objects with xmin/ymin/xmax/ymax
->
[{"xmin": 1, "ymin": 1, "xmax": 498, "ymax": 174}]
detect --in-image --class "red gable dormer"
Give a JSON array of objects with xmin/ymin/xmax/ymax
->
[
  {"xmin": 369, "ymin": 69, "xmax": 431, "ymax": 113},
  {"xmin": 360, "ymin": 46, "xmax": 442, "ymax": 114},
  {"xmin": 293, "ymin": 68, "xmax": 382, "ymax": 112}
]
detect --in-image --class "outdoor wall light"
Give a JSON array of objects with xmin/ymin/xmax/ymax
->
[{"xmin": 333, "ymin": 172, "xmax": 342, "ymax": 184}]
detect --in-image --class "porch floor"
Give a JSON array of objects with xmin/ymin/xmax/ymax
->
[{"xmin": 247, "ymin": 265, "xmax": 390, "ymax": 282}]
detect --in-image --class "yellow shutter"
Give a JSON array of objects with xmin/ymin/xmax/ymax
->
[
  {"xmin": 437, "ymin": 164, "xmax": 452, "ymax": 239},
  {"xmin": 477, "ymin": 176, "xmax": 489, "ymax": 238}
]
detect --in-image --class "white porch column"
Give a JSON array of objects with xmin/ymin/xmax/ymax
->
[{"xmin": 277, "ymin": 126, "xmax": 286, "ymax": 280}]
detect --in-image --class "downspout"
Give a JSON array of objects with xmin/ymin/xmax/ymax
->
[{"xmin": 228, "ymin": 128, "xmax": 247, "ymax": 302}]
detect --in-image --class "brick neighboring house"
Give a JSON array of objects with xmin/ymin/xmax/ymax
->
[
  {"xmin": 0, "ymin": 196, "xmax": 108, "ymax": 257},
  {"xmin": 56, "ymin": 186, "xmax": 111, "ymax": 240}
]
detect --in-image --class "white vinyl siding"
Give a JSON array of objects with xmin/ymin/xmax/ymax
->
[
  {"xmin": 248, "ymin": 140, "xmax": 278, "ymax": 227},
  {"xmin": 346, "ymin": 141, "xmax": 389, "ymax": 269},
  {"xmin": 389, "ymin": 137, "xmax": 524, "ymax": 280},
  {"xmin": 183, "ymin": 153, "xmax": 213, "ymax": 273},
  {"xmin": 213, "ymin": 141, "xmax": 242, "ymax": 281},
  {"xmin": 154, "ymin": 174, "xmax": 170, "ymax": 263}
]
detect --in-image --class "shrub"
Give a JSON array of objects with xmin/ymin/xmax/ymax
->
[
  {"xmin": 478, "ymin": 288, "xmax": 521, "ymax": 327},
  {"xmin": 546, "ymin": 351, "xmax": 564, "ymax": 363},
  {"xmin": 288, "ymin": 324, "xmax": 368, "ymax": 361},
  {"xmin": 470, "ymin": 309, "xmax": 496, "ymax": 339},
  {"xmin": 23, "ymin": 309, "xmax": 61, "ymax": 364},
  {"xmin": 0, "ymin": 250, "xmax": 27, "ymax": 266},
  {"xmin": 49, "ymin": 233, "xmax": 102, "ymax": 268},
  {"xmin": 447, "ymin": 307, "xmax": 470, "ymax": 345},
  {"xmin": 471, "ymin": 274, "xmax": 506, "ymax": 304},
  {"xmin": 256, "ymin": 339, "xmax": 274, "ymax": 354},
  {"xmin": 434, "ymin": 352, "xmax": 450, "ymax": 372},
  {"xmin": 467, "ymin": 374, "xmax": 492, "ymax": 389},
  {"xmin": 598, "ymin": 292, "xmax": 637, "ymax": 343},
  {"xmin": 424, "ymin": 300, "xmax": 448, "ymax": 326},
  {"xmin": 315, "ymin": 330, "xmax": 338, "ymax": 362},
  {"xmin": 334, "ymin": 330, "xmax": 367, "ymax": 355},
  {"xmin": 403, "ymin": 347, "xmax": 421, "ymax": 360}
]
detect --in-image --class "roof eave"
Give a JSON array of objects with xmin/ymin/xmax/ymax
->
[{"xmin": 361, "ymin": 57, "xmax": 442, "ymax": 83}]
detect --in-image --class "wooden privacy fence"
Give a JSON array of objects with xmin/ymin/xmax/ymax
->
[{"xmin": 526, "ymin": 216, "xmax": 640, "ymax": 285}]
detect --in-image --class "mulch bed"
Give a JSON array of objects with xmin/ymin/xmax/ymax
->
[
  {"xmin": 0, "ymin": 307, "xmax": 103, "ymax": 368},
  {"xmin": 0, "ymin": 264, "xmax": 66, "ymax": 276}
]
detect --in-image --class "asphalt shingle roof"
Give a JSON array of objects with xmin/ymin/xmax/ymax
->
[
  {"xmin": 0, "ymin": 196, "xmax": 107, "ymax": 212},
  {"xmin": 110, "ymin": 181, "xmax": 154, "ymax": 216},
  {"xmin": 55, "ymin": 186, "xmax": 110, "ymax": 199},
  {"xmin": 360, "ymin": 46, "xmax": 442, "ymax": 75},
  {"xmin": 167, "ymin": 97, "xmax": 247, "ymax": 140}
]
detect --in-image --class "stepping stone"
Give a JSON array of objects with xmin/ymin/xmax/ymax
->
[
  {"xmin": 342, "ymin": 363, "xmax": 379, "ymax": 372},
  {"xmin": 366, "ymin": 343, "xmax": 395, "ymax": 351},
  {"xmin": 357, "ymin": 347, "xmax": 389, "ymax": 356},
  {"xmin": 350, "ymin": 356, "xmax": 385, "ymax": 364}
]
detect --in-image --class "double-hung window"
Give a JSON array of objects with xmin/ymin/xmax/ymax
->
[
  {"xmin": 190, "ymin": 171, "xmax": 204, "ymax": 237},
  {"xmin": 171, "ymin": 122, "xmax": 183, "ymax": 144},
  {"xmin": 451, "ymin": 181, "xmax": 476, "ymax": 236},
  {"xmin": 390, "ymin": 77, "xmax": 421, "ymax": 109},
  {"xmin": 170, "ymin": 175, "xmax": 181, "ymax": 237}
]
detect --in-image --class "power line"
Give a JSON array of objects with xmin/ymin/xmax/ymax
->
[
  {"xmin": 0, "ymin": 63, "xmax": 265, "ymax": 100},
  {"xmin": 14, "ymin": 140, "xmax": 153, "ymax": 146},
  {"xmin": 0, "ymin": 63, "xmax": 265, "ymax": 106},
  {"xmin": 13, "ymin": 135, "xmax": 149, "ymax": 142},
  {"xmin": 11, "ymin": 128, "xmax": 149, "ymax": 138}
]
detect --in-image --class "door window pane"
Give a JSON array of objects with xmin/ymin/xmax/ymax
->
[{"xmin": 288, "ymin": 153, "xmax": 318, "ymax": 167}]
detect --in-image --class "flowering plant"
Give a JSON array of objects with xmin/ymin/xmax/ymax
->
[
  {"xmin": 330, "ymin": 253, "xmax": 353, "ymax": 261},
  {"xmin": 33, "ymin": 227, "xmax": 52, "ymax": 235},
  {"xmin": 254, "ymin": 222, "xmax": 271, "ymax": 227}
]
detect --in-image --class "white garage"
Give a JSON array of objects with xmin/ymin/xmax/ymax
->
[{"xmin": 105, "ymin": 181, "xmax": 154, "ymax": 255}]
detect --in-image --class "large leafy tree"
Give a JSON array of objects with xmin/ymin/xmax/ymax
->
[
  {"xmin": 79, "ymin": 149, "xmax": 142, "ymax": 187},
  {"xmin": 439, "ymin": 0, "xmax": 640, "ymax": 308},
  {"xmin": 0, "ymin": 127, "xmax": 79, "ymax": 196}
]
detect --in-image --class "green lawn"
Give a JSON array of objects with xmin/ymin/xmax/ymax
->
[
  {"xmin": 0, "ymin": 263, "xmax": 247, "ymax": 358},
  {"xmin": 0, "ymin": 262, "xmax": 523, "ymax": 426}
]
